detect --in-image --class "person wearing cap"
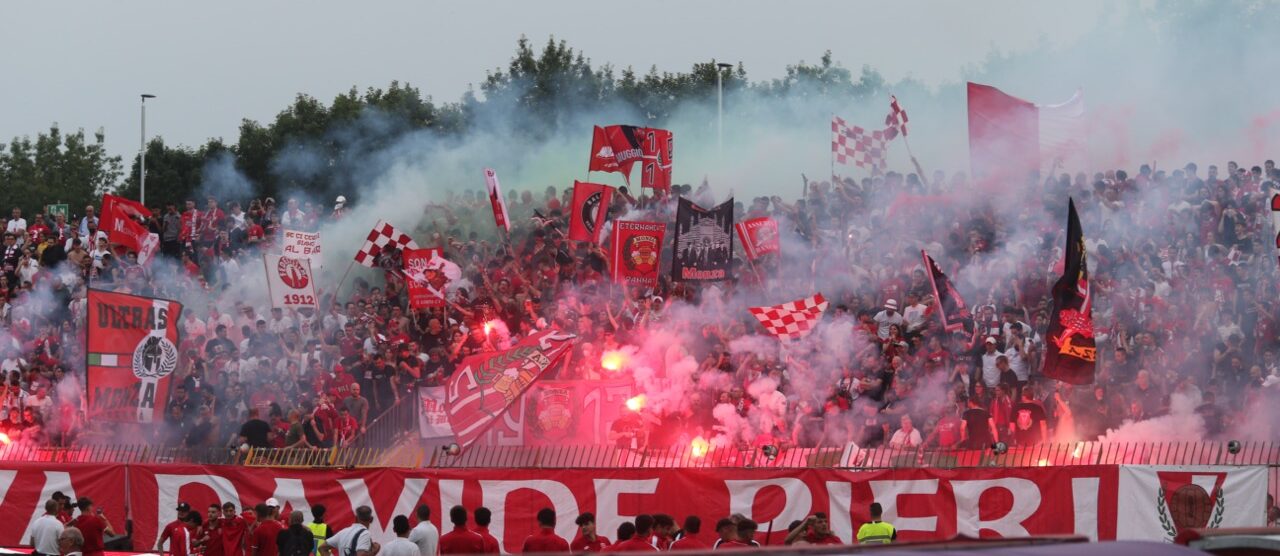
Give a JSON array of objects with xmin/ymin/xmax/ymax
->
[
  {"xmin": 265, "ymin": 498, "xmax": 284, "ymax": 524},
  {"xmin": 157, "ymin": 502, "xmax": 193, "ymax": 553},
  {"xmin": 979, "ymin": 337, "xmax": 1002, "ymax": 389},
  {"xmin": 332, "ymin": 196, "xmax": 346, "ymax": 221},
  {"xmin": 69, "ymin": 497, "xmax": 114, "ymax": 556},
  {"xmin": 251, "ymin": 503, "xmax": 284, "ymax": 556},
  {"xmin": 872, "ymin": 300, "xmax": 904, "ymax": 340}
]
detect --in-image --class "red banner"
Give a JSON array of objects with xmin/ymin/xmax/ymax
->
[
  {"xmin": 734, "ymin": 217, "xmax": 780, "ymax": 261},
  {"xmin": 101, "ymin": 202, "xmax": 159, "ymax": 265},
  {"xmin": 568, "ymin": 181, "xmax": 613, "ymax": 243},
  {"xmin": 0, "ymin": 464, "xmax": 1267, "ymax": 550},
  {"xmin": 485, "ymin": 168, "xmax": 510, "ymax": 233},
  {"xmin": 445, "ymin": 330, "xmax": 577, "ymax": 449},
  {"xmin": 639, "ymin": 128, "xmax": 673, "ymax": 193},
  {"xmin": 86, "ymin": 290, "xmax": 183, "ymax": 423},
  {"xmin": 403, "ymin": 248, "xmax": 446, "ymax": 309},
  {"xmin": 609, "ymin": 221, "xmax": 665, "ymax": 287},
  {"xmin": 522, "ymin": 379, "xmax": 633, "ymax": 446}
]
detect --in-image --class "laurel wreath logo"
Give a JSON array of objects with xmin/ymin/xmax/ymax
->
[{"xmin": 1157, "ymin": 486, "xmax": 1226, "ymax": 541}]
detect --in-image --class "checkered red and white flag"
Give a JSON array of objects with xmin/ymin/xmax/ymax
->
[
  {"xmin": 884, "ymin": 95, "xmax": 908, "ymax": 140},
  {"xmin": 749, "ymin": 293, "xmax": 829, "ymax": 341},
  {"xmin": 354, "ymin": 219, "xmax": 419, "ymax": 267},
  {"xmin": 831, "ymin": 116, "xmax": 887, "ymax": 173}
]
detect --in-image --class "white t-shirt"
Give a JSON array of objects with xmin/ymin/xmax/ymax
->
[
  {"xmin": 408, "ymin": 520, "xmax": 439, "ymax": 556},
  {"xmin": 1004, "ymin": 346, "xmax": 1029, "ymax": 382},
  {"xmin": 872, "ymin": 310, "xmax": 904, "ymax": 339},
  {"xmin": 888, "ymin": 428, "xmax": 922, "ymax": 449},
  {"xmin": 902, "ymin": 304, "xmax": 927, "ymax": 332},
  {"xmin": 381, "ymin": 538, "xmax": 421, "ymax": 556},
  {"xmin": 328, "ymin": 524, "xmax": 372, "ymax": 556},
  {"xmin": 7, "ymin": 218, "xmax": 28, "ymax": 238},
  {"xmin": 29, "ymin": 514, "xmax": 63, "ymax": 554},
  {"xmin": 980, "ymin": 351, "xmax": 1001, "ymax": 387}
]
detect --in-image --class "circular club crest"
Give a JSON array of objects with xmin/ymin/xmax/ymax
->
[
  {"xmin": 277, "ymin": 257, "xmax": 310, "ymax": 289},
  {"xmin": 132, "ymin": 335, "xmax": 178, "ymax": 380},
  {"xmin": 580, "ymin": 192, "xmax": 603, "ymax": 234},
  {"xmin": 624, "ymin": 234, "xmax": 660, "ymax": 273}
]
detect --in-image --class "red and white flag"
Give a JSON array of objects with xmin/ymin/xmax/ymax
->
[
  {"xmin": 884, "ymin": 95, "xmax": 909, "ymax": 140},
  {"xmin": 568, "ymin": 181, "xmax": 613, "ymax": 243},
  {"xmin": 263, "ymin": 254, "xmax": 318, "ymax": 310},
  {"xmin": 485, "ymin": 168, "xmax": 510, "ymax": 233},
  {"xmin": 102, "ymin": 202, "xmax": 159, "ymax": 265},
  {"xmin": 734, "ymin": 216, "xmax": 780, "ymax": 261},
  {"xmin": 831, "ymin": 116, "xmax": 887, "ymax": 173},
  {"xmin": 749, "ymin": 293, "xmax": 828, "ymax": 341},
  {"xmin": 354, "ymin": 219, "xmax": 418, "ymax": 268},
  {"xmin": 967, "ymin": 82, "xmax": 1085, "ymax": 180},
  {"xmin": 445, "ymin": 328, "xmax": 576, "ymax": 449}
]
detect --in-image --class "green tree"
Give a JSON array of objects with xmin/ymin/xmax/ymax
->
[{"xmin": 0, "ymin": 125, "xmax": 122, "ymax": 216}]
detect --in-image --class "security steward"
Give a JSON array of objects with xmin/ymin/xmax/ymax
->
[{"xmin": 856, "ymin": 503, "xmax": 897, "ymax": 544}]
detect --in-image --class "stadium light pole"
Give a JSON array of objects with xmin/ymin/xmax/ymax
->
[
  {"xmin": 140, "ymin": 94, "xmax": 156, "ymax": 205},
  {"xmin": 716, "ymin": 62, "xmax": 733, "ymax": 158}
]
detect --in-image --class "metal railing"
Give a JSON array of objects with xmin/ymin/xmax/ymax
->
[
  {"xmin": 352, "ymin": 394, "xmax": 418, "ymax": 450},
  {"xmin": 0, "ymin": 440, "xmax": 1275, "ymax": 469}
]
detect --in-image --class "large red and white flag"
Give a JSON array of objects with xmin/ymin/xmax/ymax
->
[
  {"xmin": 102, "ymin": 194, "xmax": 151, "ymax": 220},
  {"xmin": 588, "ymin": 125, "xmax": 646, "ymax": 181},
  {"xmin": 354, "ymin": 220, "xmax": 418, "ymax": 268},
  {"xmin": 884, "ymin": 95, "xmax": 909, "ymax": 140},
  {"xmin": 749, "ymin": 293, "xmax": 828, "ymax": 341},
  {"xmin": 967, "ymin": 82, "xmax": 1085, "ymax": 181},
  {"xmin": 568, "ymin": 181, "xmax": 613, "ymax": 243},
  {"xmin": 484, "ymin": 168, "xmax": 510, "ymax": 233},
  {"xmin": 86, "ymin": 289, "xmax": 183, "ymax": 424},
  {"xmin": 735, "ymin": 216, "xmax": 780, "ymax": 261},
  {"xmin": 832, "ymin": 117, "xmax": 887, "ymax": 173},
  {"xmin": 639, "ymin": 127, "xmax": 673, "ymax": 193},
  {"xmin": 263, "ymin": 254, "xmax": 318, "ymax": 310},
  {"xmin": 445, "ymin": 329, "xmax": 576, "ymax": 449},
  {"xmin": 102, "ymin": 203, "xmax": 159, "ymax": 265}
]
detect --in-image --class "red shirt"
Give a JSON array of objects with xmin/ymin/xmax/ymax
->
[
  {"xmin": 181, "ymin": 210, "xmax": 200, "ymax": 242},
  {"xmin": 713, "ymin": 539, "xmax": 747, "ymax": 550},
  {"xmin": 203, "ymin": 519, "xmax": 225, "ymax": 556},
  {"xmin": 570, "ymin": 535, "xmax": 611, "ymax": 553},
  {"xmin": 221, "ymin": 515, "xmax": 249, "ymax": 556},
  {"xmin": 251, "ymin": 519, "xmax": 284, "ymax": 556},
  {"xmin": 609, "ymin": 537, "xmax": 658, "ymax": 552},
  {"xmin": 474, "ymin": 526, "xmax": 500, "ymax": 554},
  {"xmin": 522, "ymin": 528, "xmax": 570, "ymax": 554},
  {"xmin": 162, "ymin": 520, "xmax": 190, "ymax": 553},
  {"xmin": 71, "ymin": 514, "xmax": 108, "ymax": 556},
  {"xmin": 669, "ymin": 534, "xmax": 710, "ymax": 551},
  {"xmin": 649, "ymin": 535, "xmax": 672, "ymax": 551},
  {"xmin": 440, "ymin": 526, "xmax": 486, "ymax": 555},
  {"xmin": 329, "ymin": 373, "xmax": 357, "ymax": 401},
  {"xmin": 804, "ymin": 532, "xmax": 842, "ymax": 546},
  {"xmin": 166, "ymin": 522, "xmax": 193, "ymax": 556}
]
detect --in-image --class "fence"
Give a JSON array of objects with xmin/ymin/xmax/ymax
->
[{"xmin": 0, "ymin": 440, "xmax": 1275, "ymax": 470}]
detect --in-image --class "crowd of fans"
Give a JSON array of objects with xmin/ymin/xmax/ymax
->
[{"xmin": 0, "ymin": 158, "xmax": 1276, "ymax": 455}]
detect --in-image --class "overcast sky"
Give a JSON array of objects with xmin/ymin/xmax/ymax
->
[{"xmin": 0, "ymin": 0, "xmax": 1106, "ymax": 161}]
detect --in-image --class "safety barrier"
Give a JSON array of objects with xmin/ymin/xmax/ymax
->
[{"xmin": 2, "ymin": 440, "xmax": 1272, "ymax": 469}]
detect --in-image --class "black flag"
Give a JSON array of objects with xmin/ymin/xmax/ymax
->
[
  {"xmin": 672, "ymin": 197, "xmax": 734, "ymax": 282},
  {"xmin": 921, "ymin": 250, "xmax": 970, "ymax": 333},
  {"xmin": 1043, "ymin": 198, "xmax": 1096, "ymax": 385}
]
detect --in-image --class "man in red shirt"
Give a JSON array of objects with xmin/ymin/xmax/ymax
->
[
  {"xmin": 783, "ymin": 514, "xmax": 842, "ymax": 546},
  {"xmin": 156, "ymin": 502, "xmax": 193, "ymax": 553},
  {"xmin": 201, "ymin": 504, "xmax": 225, "ymax": 556},
  {"xmin": 569, "ymin": 513, "xmax": 610, "ymax": 553},
  {"xmin": 439, "ymin": 506, "xmax": 485, "ymax": 555},
  {"xmin": 471, "ymin": 507, "xmax": 500, "ymax": 554},
  {"xmin": 180, "ymin": 201, "xmax": 200, "ymax": 245},
  {"xmin": 334, "ymin": 407, "xmax": 358, "ymax": 447},
  {"xmin": 70, "ymin": 497, "xmax": 115, "ymax": 556},
  {"xmin": 668, "ymin": 517, "xmax": 708, "ymax": 551},
  {"xmin": 521, "ymin": 508, "xmax": 570, "ymax": 554},
  {"xmin": 610, "ymin": 515, "xmax": 657, "ymax": 552},
  {"xmin": 650, "ymin": 515, "xmax": 675, "ymax": 550},
  {"xmin": 328, "ymin": 365, "xmax": 357, "ymax": 402},
  {"xmin": 221, "ymin": 502, "xmax": 249, "ymax": 556},
  {"xmin": 250, "ymin": 503, "xmax": 284, "ymax": 556}
]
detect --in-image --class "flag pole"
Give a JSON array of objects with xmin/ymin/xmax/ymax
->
[
  {"xmin": 829, "ymin": 113, "xmax": 836, "ymax": 185},
  {"xmin": 330, "ymin": 259, "xmax": 357, "ymax": 311}
]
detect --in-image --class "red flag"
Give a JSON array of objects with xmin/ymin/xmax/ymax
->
[
  {"xmin": 734, "ymin": 217, "xmax": 780, "ymax": 261},
  {"xmin": 748, "ymin": 294, "xmax": 828, "ymax": 341},
  {"xmin": 967, "ymin": 82, "xmax": 1040, "ymax": 181},
  {"xmin": 103, "ymin": 204, "xmax": 159, "ymax": 265},
  {"xmin": 609, "ymin": 220, "xmax": 665, "ymax": 287},
  {"xmin": 922, "ymin": 250, "xmax": 970, "ymax": 333},
  {"xmin": 102, "ymin": 194, "xmax": 151, "ymax": 221},
  {"xmin": 568, "ymin": 181, "xmax": 614, "ymax": 243},
  {"xmin": 86, "ymin": 289, "xmax": 183, "ymax": 423},
  {"xmin": 588, "ymin": 125, "xmax": 645, "ymax": 181},
  {"xmin": 484, "ymin": 168, "xmax": 510, "ymax": 233},
  {"xmin": 445, "ymin": 329, "xmax": 576, "ymax": 449},
  {"xmin": 354, "ymin": 220, "xmax": 418, "ymax": 268},
  {"xmin": 831, "ymin": 116, "xmax": 888, "ymax": 174},
  {"xmin": 402, "ymin": 248, "xmax": 446, "ymax": 309},
  {"xmin": 640, "ymin": 127, "xmax": 673, "ymax": 193},
  {"xmin": 884, "ymin": 95, "xmax": 909, "ymax": 140}
]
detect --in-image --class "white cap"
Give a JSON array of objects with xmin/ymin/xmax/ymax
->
[
  {"xmin": 884, "ymin": 299, "xmax": 898, "ymax": 311},
  {"xmin": 265, "ymin": 498, "xmax": 280, "ymax": 508}
]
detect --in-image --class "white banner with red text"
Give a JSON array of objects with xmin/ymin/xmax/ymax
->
[{"xmin": 0, "ymin": 464, "xmax": 1265, "ymax": 552}]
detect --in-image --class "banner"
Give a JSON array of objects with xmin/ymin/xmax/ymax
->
[
  {"xmin": 485, "ymin": 168, "xmax": 511, "ymax": 233},
  {"xmin": 1116, "ymin": 466, "xmax": 1268, "ymax": 543},
  {"xmin": 445, "ymin": 329, "xmax": 576, "ymax": 449},
  {"xmin": 86, "ymin": 290, "xmax": 183, "ymax": 423},
  {"xmin": 0, "ymin": 463, "xmax": 1247, "ymax": 552},
  {"xmin": 403, "ymin": 248, "xmax": 447, "ymax": 309},
  {"xmin": 419, "ymin": 380, "xmax": 634, "ymax": 446},
  {"xmin": 282, "ymin": 229, "xmax": 323, "ymax": 268},
  {"xmin": 672, "ymin": 197, "xmax": 734, "ymax": 282},
  {"xmin": 588, "ymin": 125, "xmax": 645, "ymax": 180},
  {"xmin": 568, "ymin": 181, "xmax": 614, "ymax": 243},
  {"xmin": 102, "ymin": 193, "xmax": 151, "ymax": 220},
  {"xmin": 263, "ymin": 254, "xmax": 318, "ymax": 310},
  {"xmin": 418, "ymin": 386, "xmax": 452, "ymax": 439},
  {"xmin": 922, "ymin": 250, "xmax": 970, "ymax": 333},
  {"xmin": 639, "ymin": 128, "xmax": 673, "ymax": 193},
  {"xmin": 609, "ymin": 221, "xmax": 665, "ymax": 287},
  {"xmin": 967, "ymin": 82, "xmax": 1085, "ymax": 181},
  {"xmin": 735, "ymin": 217, "xmax": 780, "ymax": 261},
  {"xmin": 1043, "ymin": 199, "xmax": 1096, "ymax": 384}
]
